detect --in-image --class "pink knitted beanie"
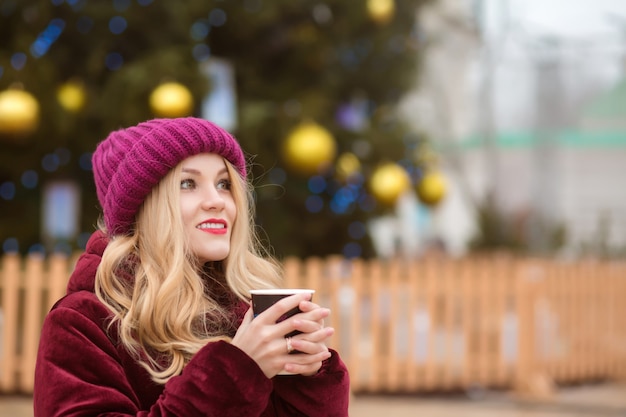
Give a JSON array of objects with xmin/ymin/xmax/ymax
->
[{"xmin": 91, "ymin": 117, "xmax": 246, "ymax": 235}]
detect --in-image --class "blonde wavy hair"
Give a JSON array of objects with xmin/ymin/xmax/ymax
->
[{"xmin": 95, "ymin": 159, "xmax": 282, "ymax": 384}]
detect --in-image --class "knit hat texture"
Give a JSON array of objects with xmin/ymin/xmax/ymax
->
[{"xmin": 92, "ymin": 117, "xmax": 246, "ymax": 235}]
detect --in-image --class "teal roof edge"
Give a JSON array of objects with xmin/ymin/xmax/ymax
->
[{"xmin": 449, "ymin": 130, "xmax": 626, "ymax": 150}]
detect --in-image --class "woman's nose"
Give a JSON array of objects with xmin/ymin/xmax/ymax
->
[{"xmin": 200, "ymin": 186, "xmax": 225, "ymax": 210}]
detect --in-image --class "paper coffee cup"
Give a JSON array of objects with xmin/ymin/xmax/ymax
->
[
  {"xmin": 250, "ymin": 289, "xmax": 315, "ymax": 329},
  {"xmin": 250, "ymin": 289, "xmax": 315, "ymax": 375}
]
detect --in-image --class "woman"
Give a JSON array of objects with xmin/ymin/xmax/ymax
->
[{"xmin": 34, "ymin": 117, "xmax": 350, "ymax": 416}]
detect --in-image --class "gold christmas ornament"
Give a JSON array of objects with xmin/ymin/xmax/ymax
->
[
  {"xmin": 0, "ymin": 88, "xmax": 40, "ymax": 136},
  {"xmin": 336, "ymin": 152, "xmax": 361, "ymax": 181},
  {"xmin": 367, "ymin": 0, "xmax": 395, "ymax": 25},
  {"xmin": 57, "ymin": 80, "xmax": 86, "ymax": 113},
  {"xmin": 369, "ymin": 162, "xmax": 410, "ymax": 206},
  {"xmin": 282, "ymin": 122, "xmax": 337, "ymax": 176},
  {"xmin": 416, "ymin": 171, "xmax": 447, "ymax": 206},
  {"xmin": 149, "ymin": 82, "xmax": 194, "ymax": 118}
]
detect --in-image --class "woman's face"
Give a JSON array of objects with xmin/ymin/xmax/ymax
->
[{"xmin": 179, "ymin": 153, "xmax": 237, "ymax": 263}]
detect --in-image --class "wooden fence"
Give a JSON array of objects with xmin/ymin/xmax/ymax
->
[{"xmin": 1, "ymin": 252, "xmax": 625, "ymax": 396}]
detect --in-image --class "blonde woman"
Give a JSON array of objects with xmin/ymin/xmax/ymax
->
[{"xmin": 34, "ymin": 117, "xmax": 350, "ymax": 416}]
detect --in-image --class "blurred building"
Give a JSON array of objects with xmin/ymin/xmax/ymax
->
[{"xmin": 391, "ymin": 0, "xmax": 626, "ymax": 257}]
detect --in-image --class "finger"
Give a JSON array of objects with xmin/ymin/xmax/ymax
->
[
  {"xmin": 283, "ymin": 350, "xmax": 332, "ymax": 375},
  {"xmin": 296, "ymin": 301, "xmax": 329, "ymax": 326},
  {"xmin": 241, "ymin": 305, "xmax": 254, "ymax": 324},
  {"xmin": 277, "ymin": 308, "xmax": 329, "ymax": 336},
  {"xmin": 291, "ymin": 327, "xmax": 335, "ymax": 350},
  {"xmin": 255, "ymin": 292, "xmax": 311, "ymax": 325},
  {"xmin": 290, "ymin": 313, "xmax": 329, "ymax": 334},
  {"xmin": 297, "ymin": 300, "xmax": 321, "ymax": 313}
]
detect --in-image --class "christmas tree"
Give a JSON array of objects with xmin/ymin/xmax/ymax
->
[{"xmin": 0, "ymin": 0, "xmax": 430, "ymax": 258}]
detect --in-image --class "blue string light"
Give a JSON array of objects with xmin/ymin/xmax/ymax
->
[
  {"xmin": 30, "ymin": 18, "xmax": 65, "ymax": 59},
  {"xmin": 109, "ymin": 16, "xmax": 128, "ymax": 35},
  {"xmin": 192, "ymin": 44, "xmax": 211, "ymax": 61},
  {"xmin": 305, "ymin": 195, "xmax": 324, "ymax": 213},
  {"xmin": 343, "ymin": 242, "xmax": 362, "ymax": 258},
  {"xmin": 208, "ymin": 9, "xmax": 227, "ymax": 27},
  {"xmin": 0, "ymin": 182, "xmax": 16, "ymax": 200},
  {"xmin": 308, "ymin": 175, "xmax": 327, "ymax": 194},
  {"xmin": 190, "ymin": 20, "xmax": 210, "ymax": 41},
  {"xmin": 79, "ymin": 152, "xmax": 93, "ymax": 171},
  {"xmin": 267, "ymin": 168, "xmax": 287, "ymax": 185},
  {"xmin": 105, "ymin": 52, "xmax": 124, "ymax": 70},
  {"xmin": 348, "ymin": 221, "xmax": 367, "ymax": 239},
  {"xmin": 42, "ymin": 154, "xmax": 61, "ymax": 173},
  {"xmin": 2, "ymin": 238, "xmax": 19, "ymax": 254},
  {"xmin": 10, "ymin": 53, "xmax": 27, "ymax": 70},
  {"xmin": 21, "ymin": 170, "xmax": 39, "ymax": 189}
]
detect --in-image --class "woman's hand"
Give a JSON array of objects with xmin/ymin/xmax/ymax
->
[{"xmin": 231, "ymin": 293, "xmax": 334, "ymax": 378}]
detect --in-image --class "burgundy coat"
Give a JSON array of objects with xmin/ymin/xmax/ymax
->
[{"xmin": 34, "ymin": 232, "xmax": 350, "ymax": 416}]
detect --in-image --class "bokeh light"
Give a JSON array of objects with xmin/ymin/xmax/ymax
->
[
  {"xmin": 308, "ymin": 175, "xmax": 326, "ymax": 194},
  {"xmin": 342, "ymin": 242, "xmax": 362, "ymax": 258},
  {"xmin": 191, "ymin": 20, "xmax": 210, "ymax": 40},
  {"xmin": 267, "ymin": 167, "xmax": 286, "ymax": 185},
  {"xmin": 21, "ymin": 170, "xmax": 38, "ymax": 189},
  {"xmin": 192, "ymin": 44, "xmax": 211, "ymax": 61},
  {"xmin": 41, "ymin": 153, "xmax": 60, "ymax": 172},
  {"xmin": 0, "ymin": 182, "xmax": 16, "ymax": 200},
  {"xmin": 53, "ymin": 241, "xmax": 72, "ymax": 255},
  {"xmin": 208, "ymin": 9, "xmax": 227, "ymax": 27},
  {"xmin": 30, "ymin": 18, "xmax": 65, "ymax": 58},
  {"xmin": 79, "ymin": 152, "xmax": 93, "ymax": 171},
  {"xmin": 348, "ymin": 221, "xmax": 367, "ymax": 239},
  {"xmin": 2, "ymin": 238, "xmax": 19, "ymax": 253},
  {"xmin": 105, "ymin": 52, "xmax": 124, "ymax": 70},
  {"xmin": 11, "ymin": 52, "xmax": 27, "ymax": 70},
  {"xmin": 109, "ymin": 16, "xmax": 128, "ymax": 35},
  {"xmin": 28, "ymin": 243, "xmax": 46, "ymax": 255},
  {"xmin": 305, "ymin": 195, "xmax": 324, "ymax": 213}
]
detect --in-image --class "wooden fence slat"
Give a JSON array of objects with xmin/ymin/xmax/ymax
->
[
  {"xmin": 386, "ymin": 259, "xmax": 401, "ymax": 391},
  {"xmin": 367, "ymin": 260, "xmax": 383, "ymax": 392},
  {"xmin": 460, "ymin": 257, "xmax": 473, "ymax": 387},
  {"xmin": 423, "ymin": 257, "xmax": 437, "ymax": 390},
  {"xmin": 348, "ymin": 259, "xmax": 364, "ymax": 392},
  {"xmin": 19, "ymin": 254, "xmax": 44, "ymax": 392},
  {"xmin": 406, "ymin": 259, "xmax": 419, "ymax": 391},
  {"xmin": 325, "ymin": 256, "xmax": 343, "ymax": 353},
  {"xmin": 47, "ymin": 254, "xmax": 69, "ymax": 313},
  {"xmin": 283, "ymin": 257, "xmax": 301, "ymax": 289},
  {"xmin": 1, "ymin": 254, "xmax": 20, "ymax": 392},
  {"xmin": 441, "ymin": 258, "xmax": 456, "ymax": 389}
]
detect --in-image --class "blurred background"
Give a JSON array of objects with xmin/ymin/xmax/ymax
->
[{"xmin": 2, "ymin": 0, "xmax": 624, "ymax": 261}]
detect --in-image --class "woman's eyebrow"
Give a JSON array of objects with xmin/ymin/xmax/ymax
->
[
  {"xmin": 181, "ymin": 167, "xmax": 201, "ymax": 175},
  {"xmin": 181, "ymin": 167, "xmax": 229, "ymax": 175}
]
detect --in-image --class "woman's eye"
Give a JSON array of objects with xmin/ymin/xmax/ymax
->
[
  {"xmin": 217, "ymin": 179, "xmax": 232, "ymax": 190},
  {"xmin": 180, "ymin": 178, "xmax": 196, "ymax": 190}
]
